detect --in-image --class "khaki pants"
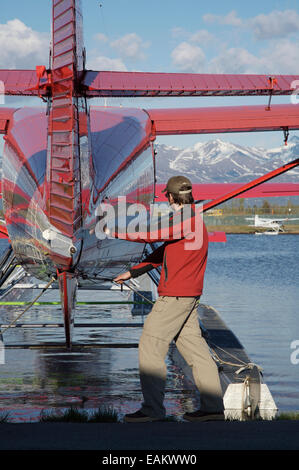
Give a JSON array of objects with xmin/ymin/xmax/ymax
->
[{"xmin": 139, "ymin": 296, "xmax": 224, "ymax": 419}]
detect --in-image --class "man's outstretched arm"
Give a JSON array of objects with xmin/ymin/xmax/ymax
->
[{"xmin": 114, "ymin": 244, "xmax": 165, "ymax": 283}]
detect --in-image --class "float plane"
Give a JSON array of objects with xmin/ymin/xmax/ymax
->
[
  {"xmin": 246, "ymin": 214, "xmax": 299, "ymax": 234},
  {"xmin": 0, "ymin": 0, "xmax": 298, "ymax": 347}
]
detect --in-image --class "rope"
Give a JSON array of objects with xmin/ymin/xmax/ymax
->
[
  {"xmin": 112, "ymin": 279, "xmax": 262, "ymax": 372},
  {"xmin": 0, "ymin": 276, "xmax": 56, "ymax": 338},
  {"xmin": 208, "ymin": 341, "xmax": 248, "ymax": 368},
  {"xmin": 208, "ymin": 341, "xmax": 263, "ymax": 377},
  {"xmin": 95, "ymin": 278, "xmax": 263, "ymax": 377},
  {"xmin": 112, "ymin": 280, "xmax": 155, "ymax": 306}
]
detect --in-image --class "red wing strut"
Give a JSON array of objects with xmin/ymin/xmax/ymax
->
[
  {"xmin": 155, "ymin": 183, "xmax": 299, "ymax": 201},
  {"xmin": 202, "ymin": 158, "xmax": 299, "ymax": 213}
]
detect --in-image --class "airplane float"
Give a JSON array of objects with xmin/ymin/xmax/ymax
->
[{"xmin": 0, "ymin": 0, "xmax": 298, "ymax": 347}]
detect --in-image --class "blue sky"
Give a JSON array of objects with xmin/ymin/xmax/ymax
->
[{"xmin": 1, "ymin": 0, "xmax": 299, "ymax": 149}]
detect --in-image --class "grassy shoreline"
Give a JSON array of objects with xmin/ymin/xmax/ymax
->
[{"xmin": 1, "ymin": 407, "xmax": 299, "ymax": 423}]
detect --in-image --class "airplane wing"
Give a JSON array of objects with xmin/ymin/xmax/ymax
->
[
  {"xmin": 272, "ymin": 218, "xmax": 299, "ymax": 222},
  {"xmin": 83, "ymin": 71, "xmax": 299, "ymax": 97},
  {"xmin": 146, "ymin": 104, "xmax": 299, "ymax": 135},
  {"xmin": 155, "ymin": 183, "xmax": 299, "ymax": 201},
  {"xmin": 244, "ymin": 216, "xmax": 299, "ymax": 224},
  {"xmin": 0, "ymin": 70, "xmax": 43, "ymax": 96},
  {"xmin": 1, "ymin": 69, "xmax": 298, "ymax": 101}
]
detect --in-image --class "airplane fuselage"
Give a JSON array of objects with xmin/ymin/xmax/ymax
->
[{"xmin": 2, "ymin": 106, "xmax": 156, "ymax": 284}]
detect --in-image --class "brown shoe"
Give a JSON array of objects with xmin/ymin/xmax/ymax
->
[
  {"xmin": 183, "ymin": 410, "xmax": 225, "ymax": 422},
  {"xmin": 124, "ymin": 409, "xmax": 161, "ymax": 423}
]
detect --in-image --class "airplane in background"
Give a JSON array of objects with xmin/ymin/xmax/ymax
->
[
  {"xmin": 246, "ymin": 214, "xmax": 299, "ymax": 235},
  {"xmin": 0, "ymin": 0, "xmax": 299, "ymax": 347}
]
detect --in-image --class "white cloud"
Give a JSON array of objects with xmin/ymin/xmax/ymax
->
[
  {"xmin": 171, "ymin": 27, "xmax": 215, "ymax": 45},
  {"xmin": 206, "ymin": 39, "xmax": 299, "ymax": 74},
  {"xmin": 190, "ymin": 30, "xmax": 215, "ymax": 45},
  {"xmin": 207, "ymin": 47, "xmax": 262, "ymax": 74},
  {"xmin": 174, "ymin": 9, "xmax": 299, "ymax": 74},
  {"xmin": 171, "ymin": 42, "xmax": 205, "ymax": 72},
  {"xmin": 87, "ymin": 32, "xmax": 151, "ymax": 71},
  {"xmin": 171, "ymin": 27, "xmax": 186, "ymax": 38},
  {"xmin": 170, "ymin": 35, "xmax": 299, "ymax": 75},
  {"xmin": 0, "ymin": 19, "xmax": 49, "ymax": 69},
  {"xmin": 110, "ymin": 33, "xmax": 150, "ymax": 61},
  {"xmin": 94, "ymin": 33, "xmax": 108, "ymax": 43},
  {"xmin": 203, "ymin": 10, "xmax": 243, "ymax": 27},
  {"xmin": 203, "ymin": 9, "xmax": 299, "ymax": 40},
  {"xmin": 250, "ymin": 10, "xmax": 299, "ymax": 39},
  {"xmin": 86, "ymin": 55, "xmax": 127, "ymax": 71},
  {"xmin": 260, "ymin": 39, "xmax": 299, "ymax": 74}
]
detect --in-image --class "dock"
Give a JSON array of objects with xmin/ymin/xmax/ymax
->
[{"xmin": 0, "ymin": 420, "xmax": 299, "ymax": 453}]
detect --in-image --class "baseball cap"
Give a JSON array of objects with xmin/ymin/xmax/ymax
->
[{"xmin": 162, "ymin": 175, "xmax": 192, "ymax": 195}]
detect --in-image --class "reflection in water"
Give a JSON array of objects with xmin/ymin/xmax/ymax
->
[
  {"xmin": 0, "ymin": 289, "xmax": 197, "ymax": 422},
  {"xmin": 0, "ymin": 234, "xmax": 298, "ymax": 421}
]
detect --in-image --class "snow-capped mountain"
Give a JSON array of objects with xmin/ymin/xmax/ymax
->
[{"xmin": 155, "ymin": 136, "xmax": 299, "ymax": 183}]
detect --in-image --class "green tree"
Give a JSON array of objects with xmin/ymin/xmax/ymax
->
[
  {"xmin": 238, "ymin": 198, "xmax": 245, "ymax": 214},
  {"xmin": 261, "ymin": 199, "xmax": 271, "ymax": 214}
]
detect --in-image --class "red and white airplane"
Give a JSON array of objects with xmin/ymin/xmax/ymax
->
[
  {"xmin": 246, "ymin": 214, "xmax": 299, "ymax": 234},
  {"xmin": 0, "ymin": 0, "xmax": 298, "ymax": 347}
]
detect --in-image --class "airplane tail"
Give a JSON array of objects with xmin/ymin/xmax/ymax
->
[
  {"xmin": 48, "ymin": 0, "xmax": 86, "ymax": 349},
  {"xmin": 47, "ymin": 0, "xmax": 86, "ymax": 253}
]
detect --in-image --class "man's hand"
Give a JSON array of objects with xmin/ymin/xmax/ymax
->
[{"xmin": 113, "ymin": 271, "xmax": 132, "ymax": 284}]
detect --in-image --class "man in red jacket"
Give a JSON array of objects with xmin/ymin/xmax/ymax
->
[{"xmin": 113, "ymin": 176, "xmax": 224, "ymax": 422}]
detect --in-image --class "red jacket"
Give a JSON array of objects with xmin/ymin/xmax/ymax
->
[{"xmin": 111, "ymin": 205, "xmax": 209, "ymax": 297}]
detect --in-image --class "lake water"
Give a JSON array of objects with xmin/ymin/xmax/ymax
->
[
  {"xmin": 0, "ymin": 234, "xmax": 298, "ymax": 421},
  {"xmin": 202, "ymin": 234, "xmax": 299, "ymax": 413}
]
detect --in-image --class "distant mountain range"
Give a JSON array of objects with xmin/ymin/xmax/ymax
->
[
  {"xmin": 155, "ymin": 136, "xmax": 299, "ymax": 184},
  {"xmin": 0, "ymin": 136, "xmax": 298, "ymax": 187}
]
